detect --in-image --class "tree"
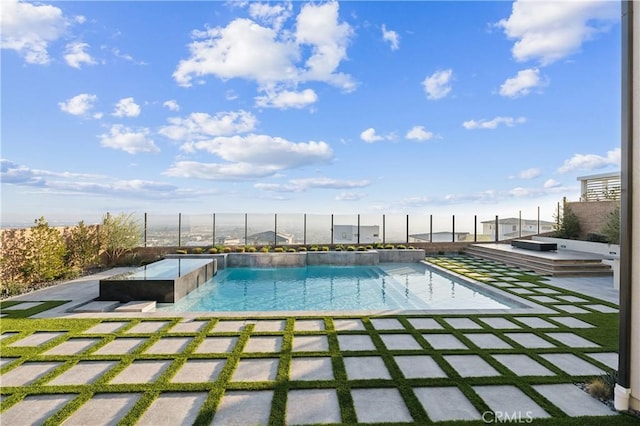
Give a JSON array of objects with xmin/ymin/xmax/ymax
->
[
  {"xmin": 601, "ymin": 204, "xmax": 620, "ymax": 244},
  {"xmin": 100, "ymin": 212, "xmax": 142, "ymax": 265},
  {"xmin": 555, "ymin": 205, "xmax": 581, "ymax": 239},
  {"xmin": 22, "ymin": 217, "xmax": 68, "ymax": 282},
  {"xmin": 66, "ymin": 221, "xmax": 102, "ymax": 274}
]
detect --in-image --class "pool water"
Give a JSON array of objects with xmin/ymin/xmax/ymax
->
[{"xmin": 158, "ymin": 263, "xmax": 518, "ymax": 312}]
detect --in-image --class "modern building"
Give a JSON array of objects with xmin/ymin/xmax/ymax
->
[
  {"xmin": 409, "ymin": 231, "xmax": 470, "ymax": 243},
  {"xmin": 246, "ymin": 230, "xmax": 294, "ymax": 246},
  {"xmin": 481, "ymin": 218, "xmax": 555, "ymax": 241},
  {"xmin": 333, "ymin": 224, "xmax": 380, "ymax": 244}
]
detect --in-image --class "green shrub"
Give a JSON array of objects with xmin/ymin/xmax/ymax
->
[
  {"xmin": 357, "ymin": 246, "xmax": 367, "ymax": 251},
  {"xmin": 236, "ymin": 247, "xmax": 246, "ymax": 253},
  {"xmin": 176, "ymin": 249, "xmax": 187, "ymax": 254},
  {"xmin": 601, "ymin": 204, "xmax": 620, "ymax": 244},
  {"xmin": 365, "ymin": 245, "xmax": 374, "ymax": 250},
  {"xmin": 223, "ymin": 247, "xmax": 232, "ymax": 253},
  {"xmin": 384, "ymin": 244, "xmax": 395, "ymax": 249},
  {"xmin": 208, "ymin": 247, "xmax": 218, "ymax": 254},
  {"xmin": 65, "ymin": 221, "xmax": 101, "ymax": 273},
  {"xmin": 191, "ymin": 247, "xmax": 204, "ymax": 254},
  {"xmin": 346, "ymin": 245, "xmax": 356, "ymax": 251},
  {"xmin": 321, "ymin": 246, "xmax": 330, "ymax": 252},
  {"xmin": 309, "ymin": 246, "xmax": 319, "ymax": 251},
  {"xmin": 260, "ymin": 246, "xmax": 270, "ymax": 253},
  {"xmin": 396, "ymin": 244, "xmax": 407, "ymax": 249},
  {"xmin": 298, "ymin": 247, "xmax": 307, "ymax": 252},
  {"xmin": 22, "ymin": 217, "xmax": 68, "ymax": 283},
  {"xmin": 554, "ymin": 205, "xmax": 581, "ymax": 239},
  {"xmin": 101, "ymin": 212, "xmax": 141, "ymax": 266},
  {"xmin": 287, "ymin": 248, "xmax": 296, "ymax": 252},
  {"xmin": 274, "ymin": 247, "xmax": 284, "ymax": 253}
]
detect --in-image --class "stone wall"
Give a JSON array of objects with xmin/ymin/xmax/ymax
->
[{"xmin": 565, "ymin": 200, "xmax": 618, "ymax": 239}]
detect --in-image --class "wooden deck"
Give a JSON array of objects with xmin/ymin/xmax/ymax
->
[{"xmin": 465, "ymin": 243, "xmax": 613, "ymax": 277}]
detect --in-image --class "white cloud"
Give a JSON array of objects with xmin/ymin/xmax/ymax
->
[
  {"xmin": 99, "ymin": 125, "xmax": 159, "ymax": 154},
  {"xmin": 0, "ymin": 0, "xmax": 69, "ymax": 64},
  {"xmin": 166, "ymin": 133, "xmax": 333, "ymax": 181},
  {"xmin": 64, "ymin": 41, "xmax": 95, "ymax": 69},
  {"xmin": 1, "ymin": 159, "xmax": 211, "ymax": 200},
  {"xmin": 255, "ymin": 88, "xmax": 318, "ymax": 109},
  {"xmin": 173, "ymin": 2, "xmax": 355, "ymax": 93},
  {"xmin": 382, "ymin": 24, "xmax": 399, "ymax": 50},
  {"xmin": 517, "ymin": 167, "xmax": 541, "ymax": 179},
  {"xmin": 463, "ymin": 116, "xmax": 526, "ymax": 130},
  {"xmin": 544, "ymin": 179, "xmax": 561, "ymax": 188},
  {"xmin": 497, "ymin": 0, "xmax": 618, "ymax": 65},
  {"xmin": 405, "ymin": 126, "xmax": 434, "ymax": 142},
  {"xmin": 248, "ymin": 1, "xmax": 292, "ymax": 32},
  {"xmin": 159, "ymin": 110, "xmax": 257, "ymax": 143},
  {"xmin": 163, "ymin": 100, "xmax": 180, "ymax": 111},
  {"xmin": 558, "ymin": 147, "xmax": 621, "ymax": 174},
  {"xmin": 422, "ymin": 69, "xmax": 453, "ymax": 100},
  {"xmin": 360, "ymin": 127, "xmax": 396, "ymax": 143},
  {"xmin": 112, "ymin": 97, "xmax": 141, "ymax": 117},
  {"xmin": 336, "ymin": 192, "xmax": 364, "ymax": 201},
  {"xmin": 500, "ymin": 68, "xmax": 545, "ymax": 98},
  {"xmin": 255, "ymin": 177, "xmax": 370, "ymax": 193},
  {"xmin": 59, "ymin": 93, "xmax": 98, "ymax": 117}
]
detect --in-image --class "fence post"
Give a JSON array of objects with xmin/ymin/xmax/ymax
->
[
  {"xmin": 331, "ymin": 214, "xmax": 334, "ymax": 245},
  {"xmin": 429, "ymin": 215, "xmax": 433, "ymax": 243},
  {"xmin": 357, "ymin": 214, "xmax": 361, "ymax": 245},
  {"xmin": 537, "ymin": 206, "xmax": 540, "ymax": 234},
  {"xmin": 274, "ymin": 214, "xmax": 278, "ymax": 247},
  {"xmin": 178, "ymin": 213, "xmax": 182, "ymax": 247},
  {"xmin": 212, "ymin": 214, "xmax": 216, "ymax": 246},
  {"xmin": 474, "ymin": 215, "xmax": 477, "ymax": 242},
  {"xmin": 494, "ymin": 215, "xmax": 499, "ymax": 242},
  {"xmin": 304, "ymin": 214, "xmax": 307, "ymax": 245},
  {"xmin": 382, "ymin": 214, "xmax": 386, "ymax": 244},
  {"xmin": 519, "ymin": 210, "xmax": 522, "ymax": 238},
  {"xmin": 406, "ymin": 214, "xmax": 409, "ymax": 244},
  {"xmin": 144, "ymin": 212, "xmax": 147, "ymax": 247},
  {"xmin": 452, "ymin": 215, "xmax": 455, "ymax": 242}
]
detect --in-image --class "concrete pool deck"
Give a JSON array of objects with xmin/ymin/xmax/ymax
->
[{"xmin": 1, "ymin": 257, "xmax": 635, "ymax": 425}]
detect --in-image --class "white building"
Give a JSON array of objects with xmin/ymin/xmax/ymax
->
[
  {"xmin": 247, "ymin": 231, "xmax": 294, "ymax": 246},
  {"xmin": 333, "ymin": 224, "xmax": 380, "ymax": 244},
  {"xmin": 481, "ymin": 218, "xmax": 555, "ymax": 241}
]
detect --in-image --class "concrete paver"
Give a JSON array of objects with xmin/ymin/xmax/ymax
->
[
  {"xmin": 443, "ymin": 318, "xmax": 482, "ymax": 329},
  {"xmin": 109, "ymin": 360, "xmax": 172, "ymax": 384},
  {"xmin": 586, "ymin": 304, "xmax": 618, "ymax": 313},
  {"xmin": 332, "ymin": 318, "xmax": 365, "ymax": 331},
  {"xmin": 513, "ymin": 317, "xmax": 558, "ymax": 328},
  {"xmin": 478, "ymin": 317, "xmax": 521, "ymax": 329},
  {"xmin": 371, "ymin": 318, "xmax": 404, "ymax": 330},
  {"xmin": 93, "ymin": 337, "xmax": 147, "ymax": 355},
  {"xmin": 554, "ymin": 305, "xmax": 590, "ymax": 314},
  {"xmin": 2, "ymin": 301, "xmax": 44, "ymax": 310},
  {"xmin": 394, "ymin": 355, "xmax": 447, "ymax": 378},
  {"xmin": 540, "ymin": 354, "xmax": 605, "ymax": 376},
  {"xmin": 407, "ymin": 317, "xmax": 442, "ymax": 330},
  {"xmin": 295, "ymin": 319, "xmax": 325, "ymax": 331},
  {"xmin": 195, "ymin": 337, "xmax": 237, "ymax": 353},
  {"xmin": 0, "ymin": 394, "xmax": 76, "ymax": 425},
  {"xmin": 444, "ymin": 355, "xmax": 500, "ymax": 377},
  {"xmin": 550, "ymin": 317, "xmax": 594, "ymax": 328},
  {"xmin": 251, "ymin": 319, "xmax": 286, "ymax": 332},
  {"xmin": 62, "ymin": 393, "xmax": 141, "ymax": 426},
  {"xmin": 534, "ymin": 384, "xmax": 617, "ymax": 416},
  {"xmin": 545, "ymin": 332, "xmax": 600, "ymax": 348},
  {"xmin": 43, "ymin": 338, "xmax": 100, "ymax": 355},
  {"xmin": 586, "ymin": 352, "xmax": 618, "ymax": 369},
  {"xmin": 504, "ymin": 333, "xmax": 555, "ymax": 348},
  {"xmin": 244, "ymin": 336, "xmax": 283, "ymax": 353},
  {"xmin": 344, "ymin": 356, "xmax": 391, "ymax": 380},
  {"xmin": 124, "ymin": 321, "xmax": 169, "ymax": 334},
  {"xmin": 529, "ymin": 295, "xmax": 559, "ymax": 304},
  {"xmin": 82, "ymin": 321, "xmax": 129, "ymax": 334},
  {"xmin": 352, "ymin": 388, "xmax": 413, "ymax": 423},
  {"xmin": 1, "ymin": 361, "xmax": 63, "ymax": 386},
  {"xmin": 474, "ymin": 385, "xmax": 550, "ymax": 419},
  {"xmin": 292, "ymin": 335, "xmax": 329, "ymax": 352},
  {"xmin": 171, "ymin": 359, "xmax": 226, "ymax": 383},
  {"xmin": 136, "ymin": 392, "xmax": 208, "ymax": 425},
  {"xmin": 464, "ymin": 333, "xmax": 512, "ymax": 349},
  {"xmin": 414, "ymin": 386, "xmax": 481, "ymax": 421},
  {"xmin": 492, "ymin": 354, "xmax": 555, "ymax": 376},
  {"xmin": 423, "ymin": 333, "xmax": 468, "ymax": 350},
  {"xmin": 212, "ymin": 390, "xmax": 273, "ymax": 425},
  {"xmin": 9, "ymin": 331, "xmax": 64, "ymax": 347},
  {"xmin": 47, "ymin": 361, "xmax": 118, "ymax": 386},
  {"xmin": 231, "ymin": 358, "xmax": 279, "ymax": 382},
  {"xmin": 337, "ymin": 334, "xmax": 375, "ymax": 351},
  {"xmin": 169, "ymin": 320, "xmax": 208, "ymax": 333},
  {"xmin": 380, "ymin": 333, "xmax": 422, "ymax": 350},
  {"xmin": 211, "ymin": 320, "xmax": 246, "ymax": 332},
  {"xmin": 289, "ymin": 357, "xmax": 334, "ymax": 381},
  {"xmin": 556, "ymin": 295, "xmax": 588, "ymax": 303},
  {"xmin": 286, "ymin": 389, "xmax": 342, "ymax": 425}
]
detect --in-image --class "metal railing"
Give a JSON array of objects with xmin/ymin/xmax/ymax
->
[{"xmin": 138, "ymin": 209, "xmax": 555, "ymax": 248}]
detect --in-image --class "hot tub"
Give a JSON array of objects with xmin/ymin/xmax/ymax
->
[{"xmin": 99, "ymin": 258, "xmax": 216, "ymax": 303}]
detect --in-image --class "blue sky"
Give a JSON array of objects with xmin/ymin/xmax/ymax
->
[{"xmin": 1, "ymin": 0, "xmax": 622, "ymax": 227}]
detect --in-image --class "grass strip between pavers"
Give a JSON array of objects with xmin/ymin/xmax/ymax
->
[{"xmin": 1, "ymin": 255, "xmax": 638, "ymax": 425}]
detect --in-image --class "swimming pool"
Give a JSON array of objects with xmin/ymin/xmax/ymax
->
[{"xmin": 158, "ymin": 263, "xmax": 519, "ymax": 312}]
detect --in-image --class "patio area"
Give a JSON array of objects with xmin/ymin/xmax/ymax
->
[{"xmin": 1, "ymin": 256, "xmax": 637, "ymax": 425}]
